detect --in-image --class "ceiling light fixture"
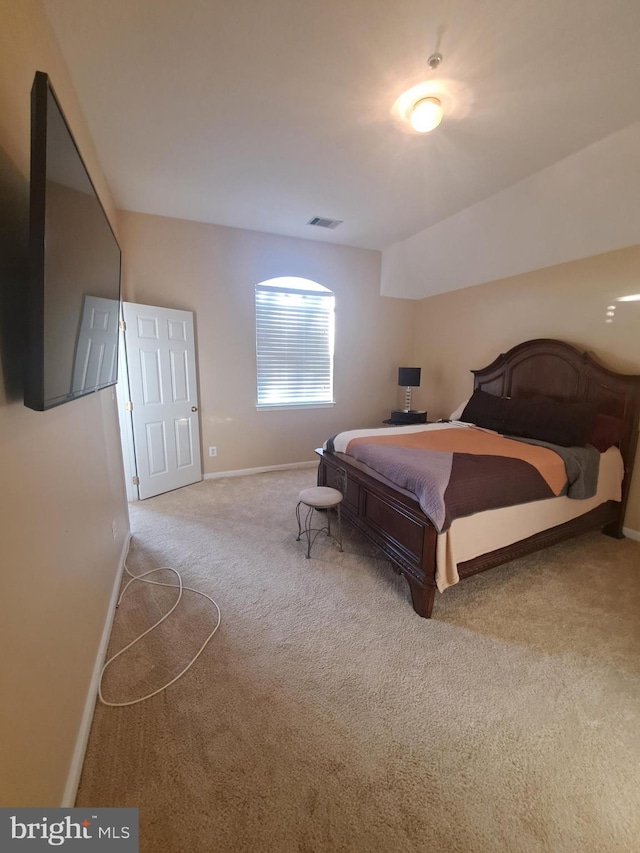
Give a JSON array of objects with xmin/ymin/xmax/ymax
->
[
  {"xmin": 409, "ymin": 97, "xmax": 444, "ymax": 133},
  {"xmin": 404, "ymin": 51, "xmax": 445, "ymax": 134}
]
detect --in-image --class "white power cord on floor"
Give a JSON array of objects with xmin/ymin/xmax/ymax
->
[{"xmin": 99, "ymin": 542, "xmax": 221, "ymax": 707}]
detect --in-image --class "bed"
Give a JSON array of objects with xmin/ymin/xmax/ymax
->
[{"xmin": 316, "ymin": 339, "xmax": 640, "ymax": 618}]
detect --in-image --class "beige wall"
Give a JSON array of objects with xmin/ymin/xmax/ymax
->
[
  {"xmin": 411, "ymin": 245, "xmax": 640, "ymax": 530},
  {"xmin": 120, "ymin": 211, "xmax": 414, "ymax": 473},
  {"xmin": 0, "ymin": 0, "xmax": 129, "ymax": 805}
]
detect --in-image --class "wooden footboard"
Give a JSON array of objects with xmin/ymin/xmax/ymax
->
[{"xmin": 316, "ymin": 448, "xmax": 438, "ymax": 617}]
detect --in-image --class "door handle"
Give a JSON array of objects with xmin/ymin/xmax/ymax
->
[{"xmin": 191, "ymin": 406, "xmax": 198, "ymax": 412}]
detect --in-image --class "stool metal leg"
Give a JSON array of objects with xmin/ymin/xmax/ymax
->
[
  {"xmin": 295, "ymin": 501, "xmax": 303, "ymax": 541},
  {"xmin": 296, "ymin": 501, "xmax": 319, "ymax": 557},
  {"xmin": 304, "ymin": 504, "xmax": 315, "ymax": 558}
]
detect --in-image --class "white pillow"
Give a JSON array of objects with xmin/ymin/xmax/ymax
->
[{"xmin": 449, "ymin": 398, "xmax": 470, "ymax": 420}]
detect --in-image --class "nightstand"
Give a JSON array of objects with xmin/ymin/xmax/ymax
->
[{"xmin": 383, "ymin": 410, "xmax": 428, "ymax": 426}]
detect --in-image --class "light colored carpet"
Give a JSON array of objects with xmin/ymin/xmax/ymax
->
[{"xmin": 77, "ymin": 469, "xmax": 640, "ymax": 852}]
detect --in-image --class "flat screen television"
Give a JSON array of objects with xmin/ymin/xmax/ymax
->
[{"xmin": 25, "ymin": 71, "xmax": 121, "ymax": 411}]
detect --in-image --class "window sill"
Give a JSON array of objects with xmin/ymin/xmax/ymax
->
[{"xmin": 256, "ymin": 402, "xmax": 336, "ymax": 412}]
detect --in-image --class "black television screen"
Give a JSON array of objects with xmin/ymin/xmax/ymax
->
[{"xmin": 25, "ymin": 71, "xmax": 121, "ymax": 411}]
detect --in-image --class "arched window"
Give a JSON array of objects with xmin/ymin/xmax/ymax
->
[{"xmin": 255, "ymin": 277, "xmax": 335, "ymax": 408}]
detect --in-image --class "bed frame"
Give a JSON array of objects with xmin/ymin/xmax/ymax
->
[{"xmin": 317, "ymin": 339, "xmax": 640, "ymax": 618}]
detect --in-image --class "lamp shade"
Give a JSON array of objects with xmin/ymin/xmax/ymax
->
[{"xmin": 398, "ymin": 367, "xmax": 421, "ymax": 387}]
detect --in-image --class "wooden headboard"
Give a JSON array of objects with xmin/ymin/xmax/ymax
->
[{"xmin": 472, "ymin": 339, "xmax": 640, "ymax": 525}]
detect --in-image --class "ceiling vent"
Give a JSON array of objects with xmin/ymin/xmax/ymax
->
[{"xmin": 307, "ymin": 216, "xmax": 343, "ymax": 229}]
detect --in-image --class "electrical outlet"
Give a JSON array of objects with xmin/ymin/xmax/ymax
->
[
  {"xmin": 208, "ymin": 446, "xmax": 217, "ymax": 457},
  {"xmin": 111, "ymin": 520, "xmax": 118, "ymax": 540}
]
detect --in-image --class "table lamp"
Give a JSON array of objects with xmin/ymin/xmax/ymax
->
[{"xmin": 398, "ymin": 367, "xmax": 421, "ymax": 412}]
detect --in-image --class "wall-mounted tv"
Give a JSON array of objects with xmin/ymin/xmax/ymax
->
[{"xmin": 25, "ymin": 71, "xmax": 121, "ymax": 411}]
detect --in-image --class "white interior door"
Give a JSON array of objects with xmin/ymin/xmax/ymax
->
[{"xmin": 123, "ymin": 302, "xmax": 202, "ymax": 500}]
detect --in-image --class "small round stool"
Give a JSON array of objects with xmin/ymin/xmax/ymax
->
[{"xmin": 296, "ymin": 487, "xmax": 344, "ymax": 558}]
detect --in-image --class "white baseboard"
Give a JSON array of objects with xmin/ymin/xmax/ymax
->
[
  {"xmin": 622, "ymin": 526, "xmax": 640, "ymax": 542},
  {"xmin": 61, "ymin": 531, "xmax": 131, "ymax": 807},
  {"xmin": 204, "ymin": 460, "xmax": 317, "ymax": 480}
]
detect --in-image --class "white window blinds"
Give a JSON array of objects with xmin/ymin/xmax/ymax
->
[{"xmin": 255, "ymin": 282, "xmax": 335, "ymax": 407}]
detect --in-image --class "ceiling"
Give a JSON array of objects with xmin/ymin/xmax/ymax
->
[{"xmin": 43, "ymin": 0, "xmax": 640, "ymax": 252}]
